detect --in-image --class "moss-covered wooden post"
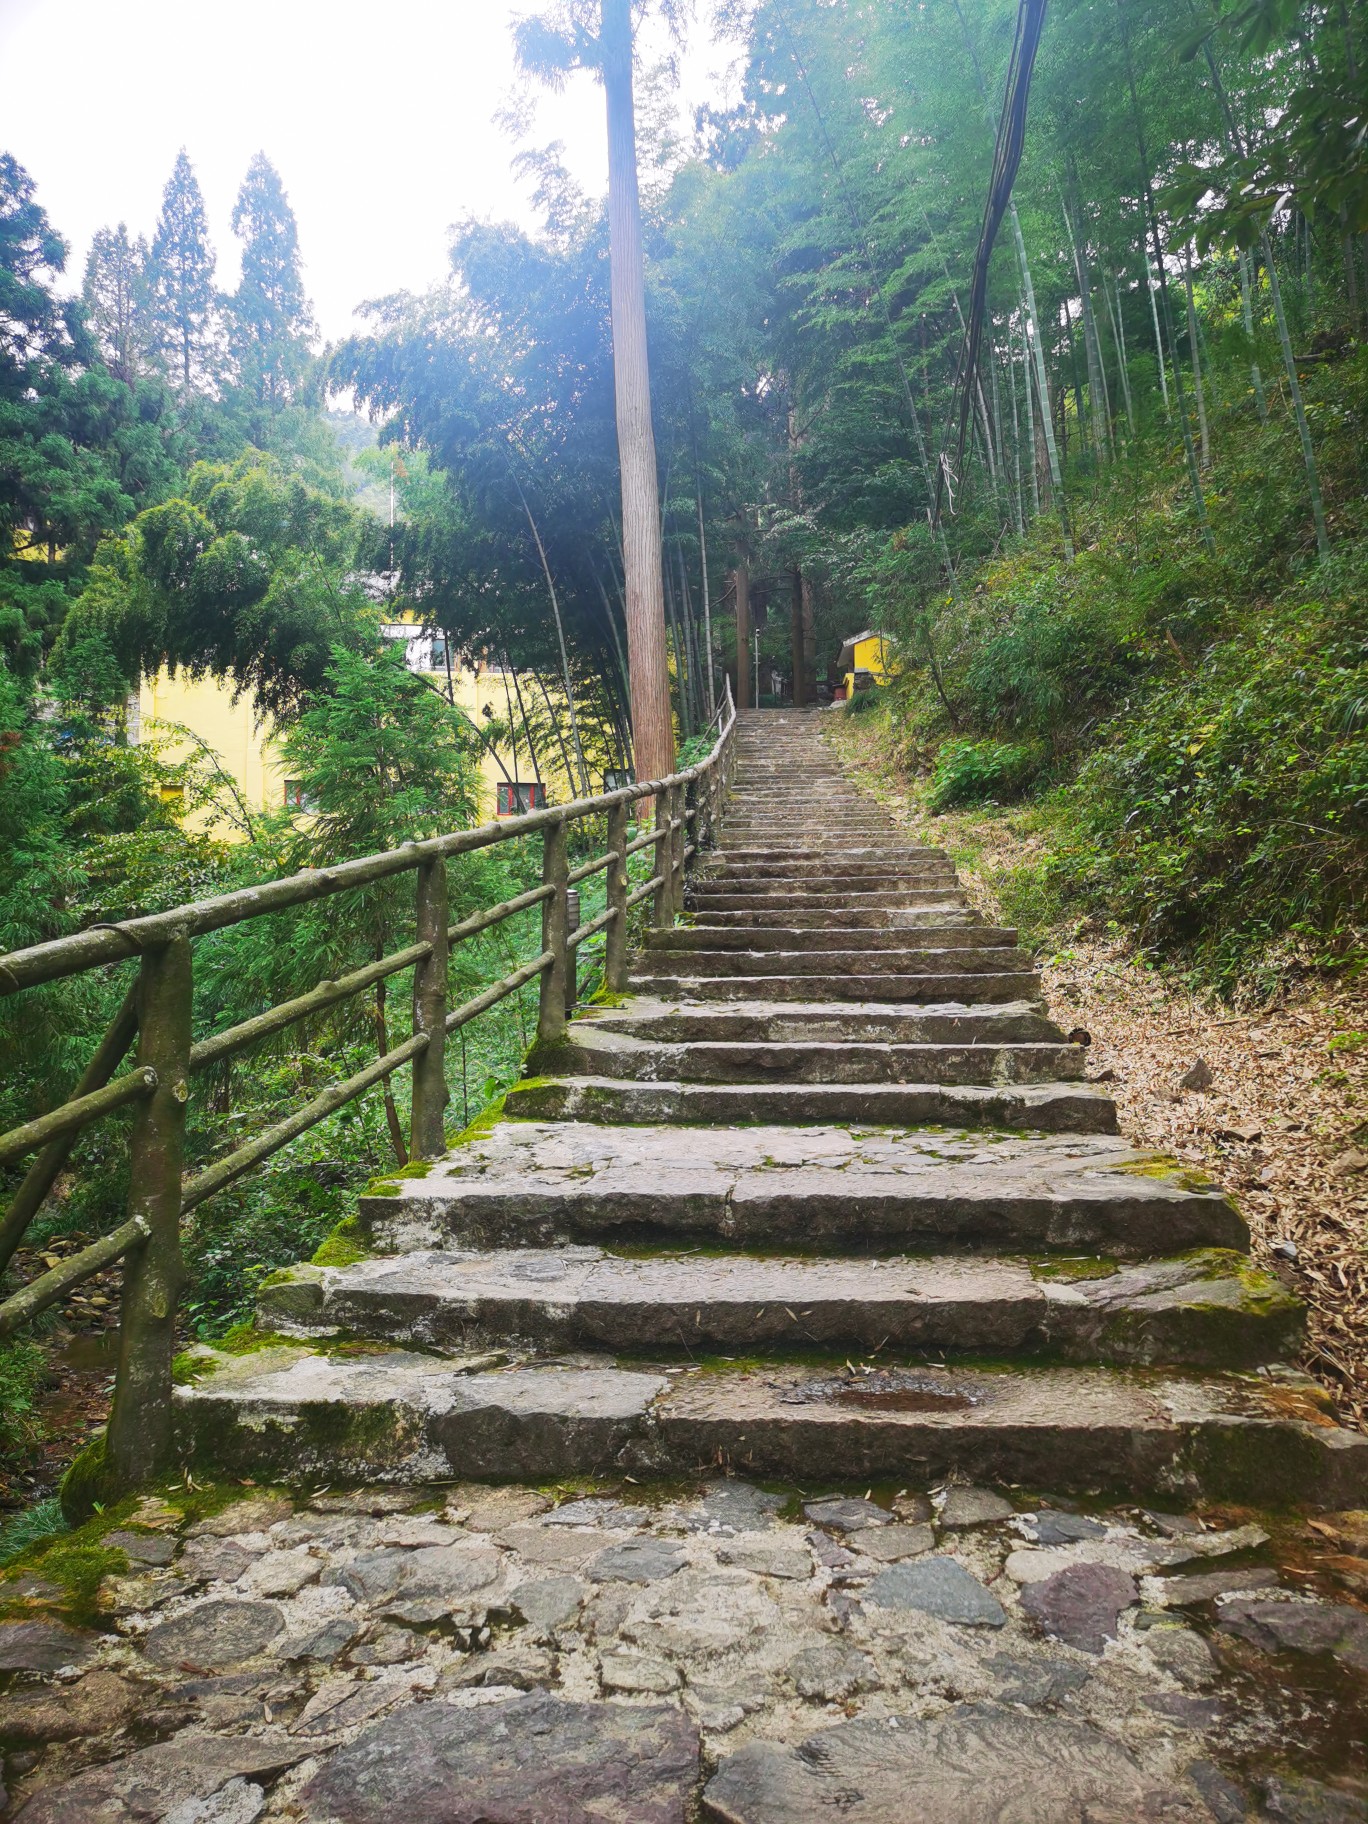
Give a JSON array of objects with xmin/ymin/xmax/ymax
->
[
  {"xmin": 538, "ymin": 818, "xmax": 569, "ymax": 1043},
  {"xmin": 410, "ymin": 856, "xmax": 449, "ymax": 1159},
  {"xmin": 105, "ymin": 929, "xmax": 191, "ymax": 1494},
  {"xmin": 671, "ymin": 782, "xmax": 688, "ymax": 911},
  {"xmin": 652, "ymin": 790, "xmax": 675, "ymax": 928},
  {"xmin": 605, "ymin": 800, "xmax": 629, "ymax": 992}
]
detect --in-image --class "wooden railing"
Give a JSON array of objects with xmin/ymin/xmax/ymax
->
[{"xmin": 0, "ymin": 681, "xmax": 736, "ymax": 1496}]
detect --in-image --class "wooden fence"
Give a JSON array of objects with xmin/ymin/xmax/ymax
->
[{"xmin": 0, "ymin": 682, "xmax": 736, "ymax": 1494}]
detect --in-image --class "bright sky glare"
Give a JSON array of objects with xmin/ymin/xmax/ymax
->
[{"xmin": 0, "ymin": 0, "xmax": 740, "ymax": 344}]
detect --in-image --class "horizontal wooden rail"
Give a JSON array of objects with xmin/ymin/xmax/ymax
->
[
  {"xmin": 568, "ymin": 848, "xmax": 621, "ymax": 887},
  {"xmin": 447, "ymin": 884, "xmax": 554, "ymax": 947},
  {"xmin": 625, "ymin": 875, "xmax": 666, "ymax": 911},
  {"xmin": 0, "ymin": 1069, "xmax": 157, "ymax": 1168},
  {"xmin": 189, "ymin": 944, "xmax": 432, "ymax": 1074},
  {"xmin": 566, "ymin": 905, "xmax": 618, "ymax": 950},
  {"xmin": 0, "ymin": 1216, "xmax": 149, "ymax": 1341},
  {"xmin": 446, "ymin": 950, "xmax": 555, "ymax": 1034},
  {"xmin": 181, "ymin": 1032, "xmax": 431, "ymax": 1214},
  {"xmin": 624, "ymin": 828, "xmax": 669, "ymax": 859}
]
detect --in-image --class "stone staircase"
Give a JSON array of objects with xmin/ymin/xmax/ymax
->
[{"xmin": 180, "ymin": 711, "xmax": 1368, "ymax": 1508}]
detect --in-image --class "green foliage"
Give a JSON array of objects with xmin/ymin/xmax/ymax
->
[
  {"xmin": 0, "ymin": 1497, "xmax": 67, "ymax": 1567},
  {"xmin": 0, "ymin": 1339, "xmax": 46, "ymax": 1461},
  {"xmin": 229, "ymin": 154, "xmax": 315, "ymax": 410},
  {"xmin": 928, "ymin": 737, "xmax": 1040, "ymax": 810},
  {"xmin": 144, "ymin": 150, "xmax": 218, "ymax": 393}
]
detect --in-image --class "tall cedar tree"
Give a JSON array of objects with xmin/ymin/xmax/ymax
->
[
  {"xmin": 83, "ymin": 224, "xmax": 149, "ymax": 386},
  {"xmin": 230, "ymin": 154, "xmax": 314, "ymax": 407},
  {"xmin": 145, "ymin": 150, "xmax": 217, "ymax": 392}
]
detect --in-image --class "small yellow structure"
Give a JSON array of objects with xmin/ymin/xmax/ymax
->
[
  {"xmin": 836, "ymin": 630, "xmax": 895, "ymax": 700},
  {"xmin": 131, "ymin": 614, "xmax": 574, "ymax": 839}
]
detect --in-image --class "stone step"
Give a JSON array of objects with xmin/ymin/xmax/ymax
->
[
  {"xmin": 687, "ymin": 907, "xmax": 980, "ymax": 929},
  {"xmin": 701, "ymin": 862, "xmax": 956, "ymax": 881},
  {"xmin": 587, "ymin": 997, "xmax": 1067, "ymax": 1044},
  {"xmin": 630, "ymin": 945, "xmax": 1031, "ymax": 977},
  {"xmin": 501, "ymin": 1075, "xmax": 1116, "ymax": 1133},
  {"xmin": 176, "ymin": 1345, "xmax": 1367, "ymax": 1506},
  {"xmin": 360, "ymin": 1123, "xmax": 1241, "ymax": 1258},
  {"xmin": 647, "ymin": 926, "xmax": 1018, "ymax": 953},
  {"xmin": 688, "ymin": 892, "xmax": 971, "ymax": 913},
  {"xmin": 716, "ymin": 844, "xmax": 946, "ymax": 859},
  {"xmin": 530, "ymin": 1025, "xmax": 1085, "ymax": 1086},
  {"xmin": 626, "ymin": 971, "xmax": 1044, "ymax": 1003},
  {"xmin": 256, "ymin": 1246, "xmax": 1301, "ymax": 1370}
]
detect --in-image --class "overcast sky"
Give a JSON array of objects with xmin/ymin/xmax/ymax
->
[{"xmin": 0, "ymin": 0, "xmax": 740, "ymax": 344}]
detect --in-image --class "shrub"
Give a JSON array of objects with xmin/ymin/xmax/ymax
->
[{"xmin": 928, "ymin": 738, "xmax": 1040, "ymax": 811}]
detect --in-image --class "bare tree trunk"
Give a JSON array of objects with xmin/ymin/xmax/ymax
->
[
  {"xmin": 602, "ymin": 0, "xmax": 674, "ymax": 789},
  {"xmin": 1006, "ymin": 341, "xmax": 1025, "ymax": 534},
  {"xmin": 374, "ymin": 975, "xmax": 407, "ymax": 1166},
  {"xmin": 1238, "ymin": 250, "xmax": 1270, "ymax": 423},
  {"xmin": 1261, "ymin": 228, "xmax": 1331, "ymax": 559},
  {"xmin": 734, "ymin": 560, "xmax": 751, "ymax": 714},
  {"xmin": 1011, "ymin": 202, "xmax": 1073, "ymax": 558},
  {"xmin": 1021, "ymin": 315, "xmax": 1042, "ymax": 516},
  {"xmin": 790, "ymin": 569, "xmax": 806, "ymax": 708},
  {"xmin": 1103, "ymin": 272, "xmax": 1136, "ymax": 438},
  {"xmin": 508, "ymin": 659, "xmax": 543, "ymax": 786},
  {"xmin": 1182, "ymin": 249, "xmax": 1212, "ymax": 469},
  {"xmin": 1145, "ymin": 250, "xmax": 1171, "ymax": 420},
  {"xmin": 692, "ymin": 441, "xmax": 716, "ymax": 717}
]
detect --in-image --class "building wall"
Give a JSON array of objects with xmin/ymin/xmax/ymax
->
[{"xmin": 132, "ymin": 622, "xmax": 581, "ymax": 839}]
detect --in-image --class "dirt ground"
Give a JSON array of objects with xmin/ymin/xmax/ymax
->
[{"xmin": 833, "ymin": 714, "xmax": 1368, "ymax": 1434}]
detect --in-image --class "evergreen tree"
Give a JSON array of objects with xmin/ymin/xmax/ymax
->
[
  {"xmin": 229, "ymin": 153, "xmax": 314, "ymax": 408},
  {"xmin": 82, "ymin": 222, "xmax": 149, "ymax": 385},
  {"xmin": 145, "ymin": 149, "xmax": 218, "ymax": 393}
]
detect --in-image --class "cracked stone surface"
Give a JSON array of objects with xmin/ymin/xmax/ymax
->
[{"xmin": 5, "ymin": 1478, "xmax": 1362, "ymax": 1821}]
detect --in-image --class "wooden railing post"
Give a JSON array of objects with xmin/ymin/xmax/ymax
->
[
  {"xmin": 652, "ymin": 792, "xmax": 674, "ymax": 928},
  {"xmin": 672, "ymin": 782, "xmax": 688, "ymax": 908},
  {"xmin": 410, "ymin": 856, "xmax": 449, "ymax": 1160},
  {"xmin": 605, "ymin": 800, "xmax": 629, "ymax": 993},
  {"xmin": 106, "ymin": 930, "xmax": 192, "ymax": 1494},
  {"xmin": 538, "ymin": 817, "xmax": 570, "ymax": 1042}
]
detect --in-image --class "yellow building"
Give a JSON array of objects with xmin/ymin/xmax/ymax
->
[
  {"xmin": 131, "ymin": 618, "xmax": 573, "ymax": 838},
  {"xmin": 836, "ymin": 630, "xmax": 895, "ymax": 700}
]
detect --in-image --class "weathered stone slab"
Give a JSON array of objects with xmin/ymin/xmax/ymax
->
[
  {"xmin": 0, "ymin": 1670, "xmax": 141, "ymax": 1745},
  {"xmin": 864, "ymin": 1557, "xmax": 1006, "ymax": 1627},
  {"xmin": 939, "ymin": 1487, "xmax": 1014, "ymax": 1527},
  {"xmin": 587, "ymin": 1539, "xmax": 687, "ymax": 1583},
  {"xmin": 851, "ymin": 1523, "xmax": 935, "ymax": 1563},
  {"xmin": 802, "ymin": 1497, "xmax": 888, "ymax": 1532},
  {"xmin": 297, "ymin": 1691, "xmax": 700, "ymax": 1822},
  {"xmin": 15, "ymin": 1735, "xmax": 308, "ymax": 1824},
  {"xmin": 142, "ymin": 1600, "xmax": 286, "ymax": 1669},
  {"xmin": 1020, "ymin": 1564, "xmax": 1137, "ymax": 1654},
  {"xmin": 1217, "ymin": 1598, "xmax": 1368, "ymax": 1672},
  {"xmin": 703, "ymin": 1707, "xmax": 1198, "ymax": 1823},
  {"xmin": 0, "ymin": 1619, "xmax": 97, "ymax": 1674},
  {"xmin": 786, "ymin": 1643, "xmax": 877, "ymax": 1700}
]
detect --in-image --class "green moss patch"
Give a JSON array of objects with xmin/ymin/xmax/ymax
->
[{"xmin": 311, "ymin": 1216, "xmax": 372, "ymax": 1268}]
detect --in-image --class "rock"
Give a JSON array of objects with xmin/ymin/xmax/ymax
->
[
  {"xmin": 129, "ymin": 1496, "xmax": 181, "ymax": 1530},
  {"xmin": 1027, "ymin": 1513, "xmax": 1106, "ymax": 1547},
  {"xmin": 103, "ymin": 1528, "xmax": 178, "ymax": 1566},
  {"xmin": 786, "ymin": 1643, "xmax": 876, "ymax": 1701},
  {"xmin": 14, "ymin": 1735, "xmax": 306, "ymax": 1824},
  {"xmin": 277, "ymin": 1618, "xmax": 363, "ymax": 1663},
  {"xmin": 511, "ymin": 1576, "xmax": 587, "ymax": 1639},
  {"xmin": 164, "ymin": 1777, "xmax": 266, "ymax": 1824},
  {"xmin": 806, "ymin": 1531, "xmax": 856, "ymax": 1570},
  {"xmin": 852, "ymin": 1523, "xmax": 934, "ymax": 1563},
  {"xmin": 801, "ymin": 1497, "xmax": 888, "ymax": 1532},
  {"xmin": 1306, "ymin": 1512, "xmax": 1368, "ymax": 1558},
  {"xmin": 1157, "ymin": 1568, "xmax": 1281, "ymax": 1606},
  {"xmin": 298, "ymin": 1690, "xmax": 700, "ymax": 1822},
  {"xmin": 587, "ymin": 1539, "xmax": 687, "ymax": 1583},
  {"xmin": 179, "ymin": 1538, "xmax": 255, "ymax": 1584},
  {"xmin": 601, "ymin": 1651, "xmax": 681, "ymax": 1694},
  {"xmin": 704, "ymin": 1706, "xmax": 1190, "ymax": 1823},
  {"xmin": 350, "ymin": 1623, "xmax": 422, "ymax": 1665},
  {"xmin": 1159, "ymin": 1523, "xmax": 1269, "ymax": 1565},
  {"xmin": 443, "ymin": 1645, "xmax": 558, "ymax": 1692},
  {"xmin": 143, "ymin": 1599, "xmax": 286, "ymax": 1669},
  {"xmin": 939, "ymin": 1487, "xmax": 1015, "ymax": 1527},
  {"xmin": 291, "ymin": 1672, "xmax": 415, "ymax": 1737},
  {"xmin": 1216, "ymin": 1121, "xmax": 1263, "ymax": 1143},
  {"xmin": 498, "ymin": 1524, "xmax": 618, "ymax": 1570},
  {"xmin": 1217, "ymin": 1599, "xmax": 1368, "ymax": 1672},
  {"xmin": 686, "ymin": 1483, "xmax": 784, "ymax": 1534},
  {"xmin": 241, "ymin": 1547, "xmax": 321, "ymax": 1597},
  {"xmin": 188, "ymin": 1496, "xmax": 292, "ymax": 1536},
  {"xmin": 891, "ymin": 1493, "xmax": 933, "ymax": 1523},
  {"xmin": 0, "ymin": 1619, "xmax": 96, "ymax": 1674},
  {"xmin": 1019, "ymin": 1563, "xmax": 1137, "ymax": 1654},
  {"xmin": 716, "ymin": 1539, "xmax": 812, "ymax": 1580},
  {"xmin": 1186, "ymin": 1761, "xmax": 1249, "ymax": 1821},
  {"xmin": 864, "ymin": 1557, "xmax": 1006, "ymax": 1628},
  {"xmin": 457, "ymin": 1487, "xmax": 552, "ymax": 1531},
  {"xmin": 323, "ymin": 1545, "xmax": 502, "ymax": 1606},
  {"xmin": 546, "ymin": 1497, "xmax": 648, "ymax": 1528},
  {"xmin": 1264, "ymin": 1776, "xmax": 1368, "ymax": 1822},
  {"xmin": 1144, "ymin": 1512, "xmax": 1206, "ymax": 1538},
  {"xmin": 0, "ymin": 1669, "xmax": 141, "ymax": 1745},
  {"xmin": 1329, "ymin": 1150, "xmax": 1368, "ymax": 1178},
  {"xmin": 1145, "ymin": 1626, "xmax": 1217, "ymax": 1687},
  {"xmin": 308, "ymin": 1489, "xmax": 424, "ymax": 1516},
  {"xmin": 984, "ymin": 1654, "xmax": 1088, "ymax": 1706},
  {"xmin": 1179, "ymin": 1058, "xmax": 1214, "ymax": 1091},
  {"xmin": 1143, "ymin": 1692, "xmax": 1224, "ymax": 1729}
]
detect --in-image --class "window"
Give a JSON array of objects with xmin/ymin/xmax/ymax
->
[
  {"xmin": 429, "ymin": 637, "xmax": 449, "ymax": 672},
  {"xmin": 283, "ymin": 778, "xmax": 316, "ymax": 811},
  {"xmin": 158, "ymin": 782, "xmax": 185, "ymax": 808},
  {"xmin": 604, "ymin": 768, "xmax": 635, "ymax": 792},
  {"xmin": 497, "ymin": 780, "xmax": 546, "ymax": 816}
]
